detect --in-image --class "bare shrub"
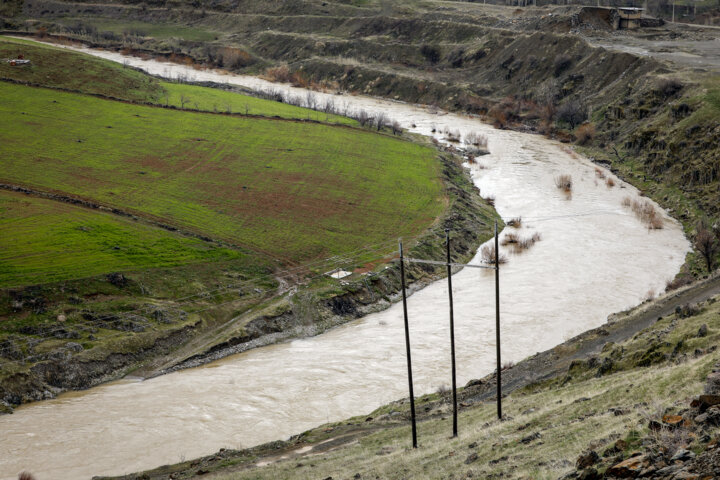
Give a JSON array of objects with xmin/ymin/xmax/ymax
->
[
  {"xmin": 489, "ymin": 106, "xmax": 508, "ymax": 129},
  {"xmin": 356, "ymin": 109, "xmax": 371, "ymax": 127},
  {"xmin": 322, "ymin": 97, "xmax": 335, "ymax": 114},
  {"xmin": 503, "ymin": 232, "xmax": 541, "ymax": 252},
  {"xmin": 391, "ymin": 121, "xmax": 402, "ymax": 135},
  {"xmin": 606, "ymin": 177, "xmax": 615, "ymax": 188},
  {"xmin": 575, "ymin": 123, "xmax": 595, "ymax": 145},
  {"xmin": 501, "ymin": 232, "xmax": 520, "ymax": 246},
  {"xmin": 18, "ymin": 473, "xmax": 36, "ymax": 480},
  {"xmin": 466, "ymin": 154, "xmax": 476, "ymax": 164},
  {"xmin": 554, "ymin": 174, "xmax": 572, "ymax": 192},
  {"xmin": 265, "ymin": 65, "xmax": 291, "ymax": 83},
  {"xmin": 481, "ymin": 244, "xmax": 507, "ymax": 264},
  {"xmin": 654, "ymin": 78, "xmax": 684, "ymax": 98},
  {"xmin": 665, "ymin": 275, "xmax": 693, "ymax": 292},
  {"xmin": 501, "ymin": 361, "xmax": 515, "ymax": 371},
  {"xmin": 595, "ymin": 167, "xmax": 606, "ymax": 179},
  {"xmin": 483, "ymin": 195, "xmax": 495, "ymax": 206},
  {"xmin": 624, "ymin": 198, "xmax": 664, "ymax": 229},
  {"xmin": 445, "ymin": 129, "xmax": 461, "ymax": 142},
  {"xmin": 375, "ymin": 112, "xmax": 387, "ymax": 131},
  {"xmin": 506, "ymin": 217, "xmax": 522, "ymax": 228},
  {"xmin": 305, "ymin": 91, "xmax": 318, "ymax": 110},
  {"xmin": 464, "ymin": 132, "xmax": 488, "ymax": 149},
  {"xmin": 218, "ymin": 47, "xmax": 253, "ymax": 69}
]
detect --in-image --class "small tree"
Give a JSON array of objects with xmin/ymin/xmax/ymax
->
[
  {"xmin": 695, "ymin": 222, "xmax": 719, "ymax": 273},
  {"xmin": 180, "ymin": 94, "xmax": 191, "ymax": 110},
  {"xmin": 557, "ymin": 100, "xmax": 588, "ymax": 129}
]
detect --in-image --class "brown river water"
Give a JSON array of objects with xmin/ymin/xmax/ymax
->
[{"xmin": 0, "ymin": 43, "xmax": 690, "ymax": 479}]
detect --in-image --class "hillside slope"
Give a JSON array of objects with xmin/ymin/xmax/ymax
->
[
  {"xmin": 10, "ymin": 0, "xmax": 718, "ymax": 273},
  {"xmin": 0, "ymin": 38, "xmax": 499, "ymax": 412}
]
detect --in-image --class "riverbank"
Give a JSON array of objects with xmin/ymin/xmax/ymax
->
[{"xmin": 99, "ymin": 272, "xmax": 720, "ymax": 480}]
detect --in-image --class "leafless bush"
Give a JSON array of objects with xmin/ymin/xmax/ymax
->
[
  {"xmin": 595, "ymin": 167, "xmax": 606, "ymax": 179},
  {"xmin": 606, "ymin": 177, "xmax": 615, "ymax": 188},
  {"xmin": 665, "ymin": 275, "xmax": 693, "ymax": 292},
  {"xmin": 483, "ymin": 195, "xmax": 495, "ymax": 206},
  {"xmin": 501, "ymin": 232, "xmax": 520, "ymax": 246},
  {"xmin": 507, "ymin": 217, "xmax": 522, "ymax": 228},
  {"xmin": 375, "ymin": 112, "xmax": 387, "ymax": 131},
  {"xmin": 501, "ymin": 361, "xmax": 515, "ymax": 371},
  {"xmin": 445, "ymin": 129, "xmax": 461, "ymax": 142},
  {"xmin": 503, "ymin": 232, "xmax": 541, "ymax": 252},
  {"xmin": 464, "ymin": 132, "xmax": 488, "ymax": 149},
  {"xmin": 18, "ymin": 473, "xmax": 36, "ymax": 480},
  {"xmin": 264, "ymin": 65, "xmax": 292, "ymax": 83},
  {"xmin": 356, "ymin": 109, "xmax": 371, "ymax": 127},
  {"xmin": 623, "ymin": 198, "xmax": 664, "ymax": 230},
  {"xmin": 575, "ymin": 123, "xmax": 595, "ymax": 145},
  {"xmin": 481, "ymin": 244, "xmax": 507, "ymax": 264},
  {"xmin": 322, "ymin": 97, "xmax": 335, "ymax": 114},
  {"xmin": 305, "ymin": 91, "xmax": 318, "ymax": 110},
  {"xmin": 391, "ymin": 121, "xmax": 402, "ymax": 135},
  {"xmin": 554, "ymin": 174, "xmax": 572, "ymax": 192}
]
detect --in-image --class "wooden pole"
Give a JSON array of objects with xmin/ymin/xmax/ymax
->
[
  {"xmin": 446, "ymin": 229, "xmax": 458, "ymax": 437},
  {"xmin": 495, "ymin": 221, "xmax": 502, "ymax": 420},
  {"xmin": 399, "ymin": 239, "xmax": 418, "ymax": 448}
]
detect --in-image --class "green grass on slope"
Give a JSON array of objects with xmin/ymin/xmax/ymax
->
[
  {"xmin": 0, "ymin": 36, "xmax": 164, "ymax": 102},
  {"xmin": 0, "ymin": 37, "xmax": 357, "ymax": 124},
  {"xmin": 0, "ymin": 82, "xmax": 443, "ymax": 264},
  {"xmin": 159, "ymin": 82, "xmax": 356, "ymax": 125},
  {"xmin": 0, "ymin": 190, "xmax": 248, "ymax": 288}
]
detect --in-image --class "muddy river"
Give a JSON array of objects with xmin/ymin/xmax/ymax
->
[{"xmin": 0, "ymin": 44, "xmax": 690, "ymax": 480}]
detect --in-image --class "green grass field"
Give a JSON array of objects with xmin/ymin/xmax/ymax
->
[
  {"xmin": 0, "ymin": 190, "xmax": 251, "ymax": 287},
  {"xmin": 0, "ymin": 82, "xmax": 442, "ymax": 264}
]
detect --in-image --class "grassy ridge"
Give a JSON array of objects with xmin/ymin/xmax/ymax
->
[
  {"xmin": 0, "ymin": 37, "xmax": 356, "ymax": 123},
  {"xmin": 0, "ymin": 36, "xmax": 164, "ymax": 102},
  {"xmin": 0, "ymin": 82, "xmax": 442, "ymax": 263},
  {"xmin": 0, "ymin": 190, "xmax": 249, "ymax": 287}
]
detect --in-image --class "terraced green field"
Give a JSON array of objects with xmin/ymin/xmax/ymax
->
[
  {"xmin": 0, "ymin": 190, "xmax": 250, "ymax": 288},
  {"xmin": 0, "ymin": 82, "xmax": 442, "ymax": 266}
]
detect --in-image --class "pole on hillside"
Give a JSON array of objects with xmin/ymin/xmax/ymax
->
[
  {"xmin": 399, "ymin": 239, "xmax": 418, "ymax": 448},
  {"xmin": 495, "ymin": 221, "xmax": 502, "ymax": 420},
  {"xmin": 446, "ymin": 229, "xmax": 458, "ymax": 438}
]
